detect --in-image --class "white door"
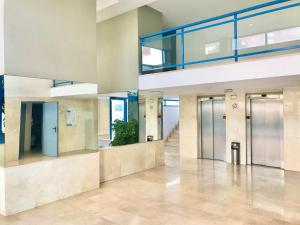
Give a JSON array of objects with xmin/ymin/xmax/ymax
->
[{"xmin": 42, "ymin": 102, "xmax": 58, "ymax": 157}]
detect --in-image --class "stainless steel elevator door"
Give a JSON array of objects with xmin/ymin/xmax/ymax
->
[
  {"xmin": 213, "ymin": 100, "xmax": 226, "ymax": 161},
  {"xmin": 200, "ymin": 99, "xmax": 226, "ymax": 161},
  {"xmin": 251, "ymin": 99, "xmax": 283, "ymax": 168},
  {"xmin": 201, "ymin": 100, "xmax": 214, "ymax": 159}
]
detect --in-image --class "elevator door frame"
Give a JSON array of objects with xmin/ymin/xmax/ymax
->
[
  {"xmin": 246, "ymin": 94, "xmax": 283, "ymax": 168},
  {"xmin": 198, "ymin": 96, "xmax": 226, "ymax": 161}
]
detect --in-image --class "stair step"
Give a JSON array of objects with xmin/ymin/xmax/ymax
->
[
  {"xmin": 165, "ymin": 125, "xmax": 179, "ymax": 156},
  {"xmin": 165, "ymin": 147, "xmax": 179, "ymax": 151},
  {"xmin": 166, "ymin": 143, "xmax": 178, "ymax": 147},
  {"xmin": 165, "ymin": 145, "xmax": 178, "ymax": 149},
  {"xmin": 166, "ymin": 138, "xmax": 178, "ymax": 142}
]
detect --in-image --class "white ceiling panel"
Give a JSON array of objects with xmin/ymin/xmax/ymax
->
[{"xmin": 97, "ymin": 0, "xmax": 159, "ymax": 22}]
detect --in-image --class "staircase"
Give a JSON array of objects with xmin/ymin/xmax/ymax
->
[{"xmin": 165, "ymin": 124, "xmax": 179, "ymax": 162}]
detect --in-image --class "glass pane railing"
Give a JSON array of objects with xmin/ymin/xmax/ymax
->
[
  {"xmin": 140, "ymin": 0, "xmax": 300, "ymax": 74},
  {"xmin": 141, "ymin": 31, "xmax": 182, "ymax": 74}
]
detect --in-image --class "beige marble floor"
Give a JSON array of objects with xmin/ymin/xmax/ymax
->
[{"xmin": 1, "ymin": 155, "xmax": 300, "ymax": 224}]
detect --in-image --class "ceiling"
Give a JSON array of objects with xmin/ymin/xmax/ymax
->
[
  {"xmin": 149, "ymin": 0, "xmax": 275, "ymax": 28},
  {"xmin": 97, "ymin": 0, "xmax": 159, "ymax": 22},
  {"xmin": 96, "ymin": 0, "xmax": 288, "ymax": 26},
  {"xmin": 97, "ymin": 0, "xmax": 119, "ymax": 11}
]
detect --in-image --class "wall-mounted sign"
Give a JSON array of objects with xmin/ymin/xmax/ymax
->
[
  {"xmin": 66, "ymin": 108, "xmax": 76, "ymax": 127},
  {"xmin": 232, "ymin": 102, "xmax": 238, "ymax": 109}
]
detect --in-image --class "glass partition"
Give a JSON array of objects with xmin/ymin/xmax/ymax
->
[
  {"xmin": 140, "ymin": 1, "xmax": 300, "ymax": 74},
  {"xmin": 141, "ymin": 33, "xmax": 181, "ymax": 74},
  {"xmin": 238, "ymin": 2, "xmax": 300, "ymax": 58},
  {"xmin": 1, "ymin": 75, "xmax": 98, "ymax": 167}
]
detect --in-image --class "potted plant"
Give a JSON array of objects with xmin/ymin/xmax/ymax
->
[{"xmin": 111, "ymin": 118, "xmax": 138, "ymax": 146}]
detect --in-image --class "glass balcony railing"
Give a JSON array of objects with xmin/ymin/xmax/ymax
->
[{"xmin": 140, "ymin": 0, "xmax": 300, "ymax": 74}]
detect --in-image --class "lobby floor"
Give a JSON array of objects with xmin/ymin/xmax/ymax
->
[{"xmin": 1, "ymin": 157, "xmax": 300, "ymax": 224}]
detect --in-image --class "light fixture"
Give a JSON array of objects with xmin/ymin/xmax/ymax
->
[{"xmin": 224, "ymin": 89, "xmax": 233, "ymax": 93}]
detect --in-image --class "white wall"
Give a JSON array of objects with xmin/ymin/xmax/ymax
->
[
  {"xmin": 4, "ymin": 0, "xmax": 96, "ymax": 83},
  {"xmin": 5, "ymin": 76, "xmax": 52, "ymax": 98},
  {"xmin": 139, "ymin": 53, "xmax": 300, "ymax": 90},
  {"xmin": 50, "ymin": 83, "xmax": 98, "ymax": 98},
  {"xmin": 163, "ymin": 105, "xmax": 179, "ymax": 138}
]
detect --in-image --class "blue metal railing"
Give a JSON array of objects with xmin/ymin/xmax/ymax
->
[{"xmin": 140, "ymin": 0, "xmax": 300, "ymax": 74}]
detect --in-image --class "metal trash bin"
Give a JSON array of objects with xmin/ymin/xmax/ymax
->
[
  {"xmin": 231, "ymin": 142, "xmax": 240, "ymax": 165},
  {"xmin": 147, "ymin": 135, "xmax": 154, "ymax": 142}
]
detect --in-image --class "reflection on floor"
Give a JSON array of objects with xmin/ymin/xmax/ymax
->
[
  {"xmin": 1, "ymin": 153, "xmax": 300, "ymax": 224},
  {"xmin": 4, "ymin": 150, "xmax": 98, "ymax": 167},
  {"xmin": 165, "ymin": 126, "xmax": 180, "ymax": 168}
]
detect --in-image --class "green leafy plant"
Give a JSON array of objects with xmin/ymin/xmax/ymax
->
[{"xmin": 111, "ymin": 118, "xmax": 138, "ymax": 146}]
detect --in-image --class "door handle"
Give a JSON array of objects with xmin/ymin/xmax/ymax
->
[{"xmin": 52, "ymin": 126, "xmax": 57, "ymax": 133}]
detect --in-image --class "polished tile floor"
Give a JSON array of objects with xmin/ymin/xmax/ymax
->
[{"xmin": 1, "ymin": 156, "xmax": 300, "ymax": 224}]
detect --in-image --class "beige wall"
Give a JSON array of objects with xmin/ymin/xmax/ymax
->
[
  {"xmin": 179, "ymin": 90, "xmax": 300, "ymax": 172},
  {"xmin": 97, "ymin": 6, "xmax": 162, "ymax": 94},
  {"xmin": 100, "ymin": 140, "xmax": 164, "ymax": 182},
  {"xmin": 225, "ymin": 92, "xmax": 247, "ymax": 164},
  {"xmin": 0, "ymin": 145, "xmax": 4, "ymax": 166},
  {"xmin": 179, "ymin": 93, "xmax": 247, "ymax": 163},
  {"xmin": 145, "ymin": 97, "xmax": 159, "ymax": 140},
  {"xmin": 178, "ymin": 92, "xmax": 249, "ymax": 165},
  {"xmin": 97, "ymin": 10, "xmax": 139, "ymax": 93},
  {"xmin": 98, "ymin": 98, "xmax": 110, "ymax": 139},
  {"xmin": 3, "ymin": 75, "xmax": 98, "ymax": 163},
  {"xmin": 179, "ymin": 95, "xmax": 198, "ymax": 158},
  {"xmin": 283, "ymin": 87, "xmax": 300, "ymax": 172},
  {"xmin": 4, "ymin": 97, "xmax": 97, "ymax": 162},
  {"xmin": 138, "ymin": 6, "xmax": 162, "ymax": 36},
  {"xmin": 3, "ymin": 152, "xmax": 99, "ymax": 216},
  {"xmin": 84, "ymin": 99, "xmax": 98, "ymax": 151},
  {"xmin": 59, "ymin": 99, "xmax": 98, "ymax": 154},
  {"xmin": 4, "ymin": 0, "xmax": 96, "ymax": 83},
  {"xmin": 0, "ymin": 167, "xmax": 4, "ymax": 215}
]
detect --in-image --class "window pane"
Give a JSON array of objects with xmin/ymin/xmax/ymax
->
[
  {"xmin": 164, "ymin": 100, "xmax": 179, "ymax": 106},
  {"xmin": 267, "ymin": 26, "xmax": 300, "ymax": 45},
  {"xmin": 236, "ymin": 33, "xmax": 266, "ymax": 50},
  {"xmin": 111, "ymin": 100, "xmax": 125, "ymax": 122},
  {"xmin": 142, "ymin": 47, "xmax": 163, "ymax": 66},
  {"xmin": 205, "ymin": 42, "xmax": 220, "ymax": 55}
]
